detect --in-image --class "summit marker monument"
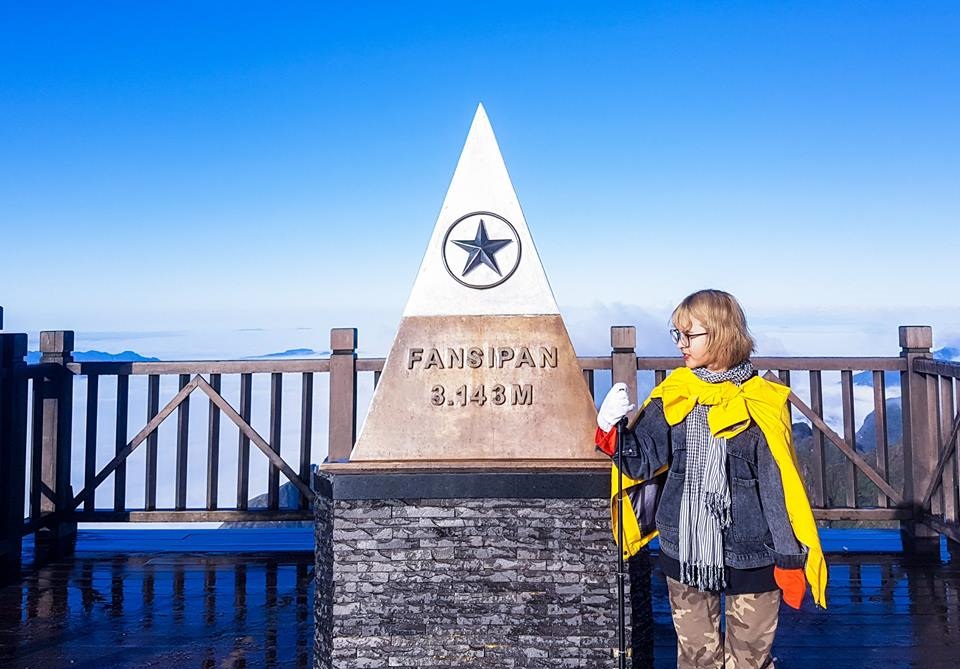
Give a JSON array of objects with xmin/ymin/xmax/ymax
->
[
  {"xmin": 315, "ymin": 106, "xmax": 623, "ymax": 669},
  {"xmin": 343, "ymin": 104, "xmax": 600, "ymax": 465}
]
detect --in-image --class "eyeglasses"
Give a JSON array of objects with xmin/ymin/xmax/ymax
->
[{"xmin": 670, "ymin": 328, "xmax": 709, "ymax": 347}]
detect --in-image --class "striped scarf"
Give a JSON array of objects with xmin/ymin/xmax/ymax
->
[{"xmin": 678, "ymin": 359, "xmax": 756, "ymax": 591}]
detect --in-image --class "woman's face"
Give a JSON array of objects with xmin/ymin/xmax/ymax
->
[{"xmin": 676, "ymin": 315, "xmax": 719, "ymax": 371}]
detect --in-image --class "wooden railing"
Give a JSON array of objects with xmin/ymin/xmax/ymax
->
[
  {"xmin": 1, "ymin": 322, "xmax": 958, "ymax": 578},
  {"xmin": 586, "ymin": 327, "xmax": 915, "ymax": 522},
  {"xmin": 908, "ymin": 353, "xmax": 960, "ymax": 545}
]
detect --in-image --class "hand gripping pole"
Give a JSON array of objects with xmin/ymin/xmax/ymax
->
[{"xmin": 615, "ymin": 416, "xmax": 630, "ymax": 668}]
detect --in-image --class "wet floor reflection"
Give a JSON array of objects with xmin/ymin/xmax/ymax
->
[
  {"xmin": 641, "ymin": 551, "xmax": 960, "ymax": 668},
  {"xmin": 2, "ymin": 536, "xmax": 959, "ymax": 669},
  {"xmin": 768, "ymin": 553, "xmax": 960, "ymax": 669},
  {"xmin": 0, "ymin": 550, "xmax": 314, "ymax": 669}
]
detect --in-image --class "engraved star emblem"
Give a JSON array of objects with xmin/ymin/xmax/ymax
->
[{"xmin": 451, "ymin": 219, "xmax": 514, "ymax": 277}]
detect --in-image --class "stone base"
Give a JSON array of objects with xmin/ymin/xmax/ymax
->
[{"xmin": 315, "ymin": 483, "xmax": 628, "ymax": 668}]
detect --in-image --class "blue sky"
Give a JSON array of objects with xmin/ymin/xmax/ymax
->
[{"xmin": 2, "ymin": 1, "xmax": 958, "ymax": 355}]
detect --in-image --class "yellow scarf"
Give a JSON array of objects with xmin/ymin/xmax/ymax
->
[{"xmin": 611, "ymin": 367, "xmax": 827, "ymax": 608}]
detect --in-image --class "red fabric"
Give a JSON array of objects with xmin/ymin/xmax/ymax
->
[
  {"xmin": 774, "ymin": 566, "xmax": 806, "ymax": 609},
  {"xmin": 595, "ymin": 426, "xmax": 617, "ymax": 457}
]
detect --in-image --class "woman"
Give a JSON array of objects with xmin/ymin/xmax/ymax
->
[{"xmin": 595, "ymin": 289, "xmax": 826, "ymax": 669}]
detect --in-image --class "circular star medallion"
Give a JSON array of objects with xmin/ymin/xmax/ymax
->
[{"xmin": 441, "ymin": 211, "xmax": 522, "ymax": 290}]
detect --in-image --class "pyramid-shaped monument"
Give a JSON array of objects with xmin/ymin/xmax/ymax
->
[{"xmin": 347, "ymin": 104, "xmax": 601, "ymax": 465}]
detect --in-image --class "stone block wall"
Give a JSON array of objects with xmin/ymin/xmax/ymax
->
[{"xmin": 315, "ymin": 495, "xmax": 629, "ymax": 668}]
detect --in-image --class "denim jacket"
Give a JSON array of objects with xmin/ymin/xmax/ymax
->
[{"xmin": 615, "ymin": 397, "xmax": 806, "ymax": 570}]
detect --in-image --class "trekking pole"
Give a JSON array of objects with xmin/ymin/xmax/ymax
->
[{"xmin": 616, "ymin": 416, "xmax": 628, "ymax": 669}]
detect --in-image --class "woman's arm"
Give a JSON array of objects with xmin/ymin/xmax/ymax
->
[
  {"xmin": 757, "ymin": 433, "xmax": 810, "ymax": 608},
  {"xmin": 757, "ymin": 434, "xmax": 806, "ymax": 568}
]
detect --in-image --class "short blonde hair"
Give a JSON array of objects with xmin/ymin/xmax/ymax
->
[{"xmin": 671, "ymin": 289, "xmax": 755, "ymax": 370}]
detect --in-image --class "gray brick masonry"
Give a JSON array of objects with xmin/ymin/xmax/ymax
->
[{"xmin": 315, "ymin": 495, "xmax": 628, "ymax": 668}]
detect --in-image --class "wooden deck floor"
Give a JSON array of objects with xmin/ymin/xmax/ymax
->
[
  {"xmin": 0, "ymin": 529, "xmax": 316, "ymax": 669},
  {"xmin": 649, "ymin": 551, "xmax": 960, "ymax": 668},
  {"xmin": 0, "ymin": 529, "xmax": 957, "ymax": 668}
]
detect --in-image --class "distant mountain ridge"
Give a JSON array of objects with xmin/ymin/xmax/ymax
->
[
  {"xmin": 853, "ymin": 345, "xmax": 958, "ymax": 388},
  {"xmin": 220, "ymin": 465, "xmax": 319, "ymax": 528},
  {"xmin": 25, "ymin": 350, "xmax": 160, "ymax": 364},
  {"xmin": 854, "ymin": 398, "xmax": 903, "ymax": 451},
  {"xmin": 936, "ymin": 346, "xmax": 960, "ymax": 362},
  {"xmin": 22, "ymin": 348, "xmax": 333, "ymax": 364},
  {"xmin": 244, "ymin": 348, "xmax": 330, "ymax": 359}
]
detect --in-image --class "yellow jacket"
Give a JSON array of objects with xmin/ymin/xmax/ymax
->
[{"xmin": 611, "ymin": 366, "xmax": 827, "ymax": 608}]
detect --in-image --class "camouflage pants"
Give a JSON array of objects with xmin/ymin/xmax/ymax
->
[{"xmin": 666, "ymin": 576, "xmax": 781, "ymax": 669}]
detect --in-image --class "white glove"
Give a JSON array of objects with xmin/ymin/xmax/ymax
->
[{"xmin": 597, "ymin": 382, "xmax": 635, "ymax": 432}]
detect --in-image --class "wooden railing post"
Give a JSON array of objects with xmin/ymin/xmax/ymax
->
[
  {"xmin": 0, "ymin": 332, "xmax": 28, "ymax": 583},
  {"xmin": 327, "ymin": 328, "xmax": 357, "ymax": 463},
  {"xmin": 611, "ymin": 326, "xmax": 638, "ymax": 419},
  {"xmin": 899, "ymin": 325, "xmax": 939, "ymax": 556},
  {"xmin": 34, "ymin": 330, "xmax": 77, "ymax": 559}
]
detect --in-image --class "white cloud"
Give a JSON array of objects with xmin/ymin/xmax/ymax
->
[{"xmin": 562, "ymin": 302, "xmax": 676, "ymax": 357}]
